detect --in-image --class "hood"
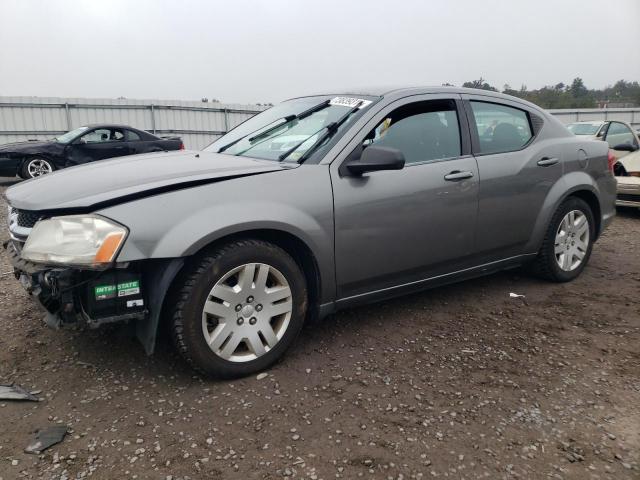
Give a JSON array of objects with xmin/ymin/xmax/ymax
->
[
  {"xmin": 0, "ymin": 140, "xmax": 55, "ymax": 153},
  {"xmin": 5, "ymin": 150, "xmax": 293, "ymax": 211},
  {"xmin": 618, "ymin": 150, "xmax": 640, "ymax": 173}
]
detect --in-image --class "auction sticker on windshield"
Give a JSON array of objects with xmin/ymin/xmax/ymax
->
[{"xmin": 329, "ymin": 97, "xmax": 372, "ymax": 109}]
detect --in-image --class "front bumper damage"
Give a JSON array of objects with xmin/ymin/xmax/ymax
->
[
  {"xmin": 4, "ymin": 240, "xmax": 184, "ymax": 354},
  {"xmin": 5, "ymin": 240, "xmax": 146, "ymax": 329},
  {"xmin": 616, "ymin": 176, "xmax": 640, "ymax": 208}
]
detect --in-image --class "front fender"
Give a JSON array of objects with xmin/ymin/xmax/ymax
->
[
  {"xmin": 155, "ymin": 201, "xmax": 329, "ymax": 260},
  {"xmin": 98, "ymin": 166, "xmax": 336, "ymax": 304}
]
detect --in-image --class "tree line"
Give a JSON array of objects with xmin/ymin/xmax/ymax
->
[{"xmin": 458, "ymin": 78, "xmax": 640, "ymax": 109}]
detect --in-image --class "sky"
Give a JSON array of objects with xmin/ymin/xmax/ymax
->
[{"xmin": 1, "ymin": 0, "xmax": 639, "ymax": 104}]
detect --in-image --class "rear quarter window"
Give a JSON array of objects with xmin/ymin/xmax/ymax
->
[{"xmin": 470, "ymin": 101, "xmax": 533, "ymax": 154}]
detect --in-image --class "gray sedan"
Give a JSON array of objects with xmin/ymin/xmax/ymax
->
[{"xmin": 5, "ymin": 87, "xmax": 617, "ymax": 378}]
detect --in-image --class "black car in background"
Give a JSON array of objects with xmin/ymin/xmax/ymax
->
[{"xmin": 0, "ymin": 125, "xmax": 184, "ymax": 179}]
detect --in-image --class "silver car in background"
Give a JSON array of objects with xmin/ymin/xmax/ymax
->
[
  {"xmin": 566, "ymin": 120, "xmax": 640, "ymax": 207},
  {"xmin": 5, "ymin": 87, "xmax": 617, "ymax": 378}
]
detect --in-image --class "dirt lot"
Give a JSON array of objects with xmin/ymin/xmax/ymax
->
[{"xmin": 1, "ymin": 178, "xmax": 639, "ymax": 480}]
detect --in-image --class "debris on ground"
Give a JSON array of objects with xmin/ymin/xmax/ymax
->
[
  {"xmin": 24, "ymin": 426, "xmax": 68, "ymax": 454},
  {"xmin": 0, "ymin": 384, "xmax": 39, "ymax": 401}
]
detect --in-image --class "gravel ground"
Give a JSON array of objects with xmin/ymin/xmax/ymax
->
[{"xmin": 1, "ymin": 177, "xmax": 640, "ymax": 480}]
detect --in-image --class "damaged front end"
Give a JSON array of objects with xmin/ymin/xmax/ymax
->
[
  {"xmin": 6, "ymin": 241, "xmax": 146, "ymax": 329},
  {"xmin": 4, "ymin": 207, "xmax": 183, "ymax": 354}
]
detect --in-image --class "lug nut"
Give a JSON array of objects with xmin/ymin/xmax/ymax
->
[
  {"xmin": 249, "ymin": 317, "xmax": 257, "ymax": 325},
  {"xmin": 247, "ymin": 296, "xmax": 254, "ymax": 303},
  {"xmin": 235, "ymin": 304, "xmax": 242, "ymax": 312},
  {"xmin": 237, "ymin": 318, "xmax": 244, "ymax": 325},
  {"xmin": 256, "ymin": 304, "xmax": 263, "ymax": 312}
]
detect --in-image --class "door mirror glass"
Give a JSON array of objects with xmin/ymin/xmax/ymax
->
[{"xmin": 344, "ymin": 145, "xmax": 405, "ymax": 176}]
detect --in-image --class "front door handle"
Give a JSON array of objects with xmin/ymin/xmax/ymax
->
[
  {"xmin": 537, "ymin": 157, "xmax": 559, "ymax": 167},
  {"xmin": 444, "ymin": 170, "xmax": 474, "ymax": 181}
]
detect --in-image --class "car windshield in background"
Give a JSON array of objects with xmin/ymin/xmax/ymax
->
[
  {"xmin": 54, "ymin": 126, "xmax": 89, "ymax": 143},
  {"xmin": 567, "ymin": 123, "xmax": 602, "ymax": 135},
  {"xmin": 205, "ymin": 96, "xmax": 376, "ymax": 162}
]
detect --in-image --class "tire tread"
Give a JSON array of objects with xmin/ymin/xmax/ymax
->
[{"xmin": 168, "ymin": 239, "xmax": 305, "ymax": 377}]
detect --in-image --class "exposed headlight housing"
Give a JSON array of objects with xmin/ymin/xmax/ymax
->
[{"xmin": 21, "ymin": 215, "xmax": 128, "ymax": 267}]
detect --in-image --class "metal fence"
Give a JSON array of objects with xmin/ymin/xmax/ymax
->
[
  {"xmin": 548, "ymin": 108, "xmax": 640, "ymax": 129},
  {"xmin": 1, "ymin": 97, "xmax": 638, "ymax": 151},
  {"xmin": 0, "ymin": 97, "xmax": 266, "ymax": 150}
]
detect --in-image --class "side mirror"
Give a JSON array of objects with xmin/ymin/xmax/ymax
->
[
  {"xmin": 612, "ymin": 143, "xmax": 639, "ymax": 152},
  {"xmin": 344, "ymin": 145, "xmax": 405, "ymax": 176},
  {"xmin": 73, "ymin": 137, "xmax": 87, "ymax": 145}
]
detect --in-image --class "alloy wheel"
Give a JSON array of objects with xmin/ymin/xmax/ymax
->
[
  {"xmin": 554, "ymin": 210, "xmax": 590, "ymax": 271},
  {"xmin": 201, "ymin": 263, "xmax": 293, "ymax": 362},
  {"xmin": 27, "ymin": 159, "xmax": 53, "ymax": 177}
]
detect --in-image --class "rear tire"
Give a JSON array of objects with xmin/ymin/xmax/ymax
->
[
  {"xmin": 531, "ymin": 197, "xmax": 595, "ymax": 282},
  {"xmin": 169, "ymin": 239, "xmax": 307, "ymax": 378},
  {"xmin": 21, "ymin": 157, "xmax": 55, "ymax": 179}
]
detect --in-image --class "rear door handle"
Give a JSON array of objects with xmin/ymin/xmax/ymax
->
[
  {"xmin": 537, "ymin": 157, "xmax": 559, "ymax": 166},
  {"xmin": 444, "ymin": 170, "xmax": 474, "ymax": 181}
]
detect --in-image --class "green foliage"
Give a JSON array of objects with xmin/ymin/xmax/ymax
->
[
  {"xmin": 462, "ymin": 78, "xmax": 498, "ymax": 92},
  {"xmin": 461, "ymin": 78, "xmax": 640, "ymax": 108}
]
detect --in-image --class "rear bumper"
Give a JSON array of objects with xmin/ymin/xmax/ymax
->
[{"xmin": 615, "ymin": 176, "xmax": 640, "ymax": 208}]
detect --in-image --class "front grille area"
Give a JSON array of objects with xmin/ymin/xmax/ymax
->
[
  {"xmin": 12, "ymin": 208, "xmax": 41, "ymax": 228},
  {"xmin": 7, "ymin": 207, "xmax": 43, "ymax": 243}
]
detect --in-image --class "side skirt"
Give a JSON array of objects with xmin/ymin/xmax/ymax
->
[{"xmin": 320, "ymin": 253, "xmax": 537, "ymax": 318}]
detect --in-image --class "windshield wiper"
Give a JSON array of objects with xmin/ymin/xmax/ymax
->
[
  {"xmin": 217, "ymin": 99, "xmax": 331, "ymax": 153},
  {"xmin": 278, "ymin": 100, "xmax": 363, "ymax": 163}
]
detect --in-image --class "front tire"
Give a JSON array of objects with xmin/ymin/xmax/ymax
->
[
  {"xmin": 21, "ymin": 157, "xmax": 55, "ymax": 179},
  {"xmin": 531, "ymin": 197, "xmax": 595, "ymax": 282},
  {"xmin": 169, "ymin": 239, "xmax": 308, "ymax": 378}
]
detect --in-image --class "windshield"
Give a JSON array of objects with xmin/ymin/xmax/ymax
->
[
  {"xmin": 567, "ymin": 123, "xmax": 602, "ymax": 135},
  {"xmin": 55, "ymin": 126, "xmax": 89, "ymax": 143},
  {"xmin": 205, "ymin": 95, "xmax": 376, "ymax": 162}
]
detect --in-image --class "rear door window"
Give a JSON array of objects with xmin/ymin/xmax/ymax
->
[{"xmin": 470, "ymin": 101, "xmax": 533, "ymax": 154}]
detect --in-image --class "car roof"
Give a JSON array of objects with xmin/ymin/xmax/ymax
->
[
  {"xmin": 81, "ymin": 124, "xmax": 143, "ymax": 131},
  {"xmin": 295, "ymin": 86, "xmax": 545, "ymax": 111}
]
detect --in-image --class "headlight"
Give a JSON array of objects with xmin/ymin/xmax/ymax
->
[{"xmin": 21, "ymin": 215, "xmax": 128, "ymax": 266}]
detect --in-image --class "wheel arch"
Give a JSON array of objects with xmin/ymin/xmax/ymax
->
[
  {"xmin": 165, "ymin": 227, "xmax": 322, "ymax": 323},
  {"xmin": 567, "ymin": 189, "xmax": 601, "ymax": 238},
  {"xmin": 139, "ymin": 228, "xmax": 324, "ymax": 356},
  {"xmin": 193, "ymin": 228, "xmax": 322, "ymax": 319},
  {"xmin": 526, "ymin": 173, "xmax": 603, "ymax": 253}
]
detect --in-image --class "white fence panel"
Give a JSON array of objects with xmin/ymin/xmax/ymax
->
[
  {"xmin": 1, "ymin": 97, "xmax": 638, "ymax": 152},
  {"xmin": 0, "ymin": 96, "xmax": 265, "ymax": 150}
]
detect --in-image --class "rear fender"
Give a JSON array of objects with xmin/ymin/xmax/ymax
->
[{"xmin": 524, "ymin": 171, "xmax": 599, "ymax": 253}]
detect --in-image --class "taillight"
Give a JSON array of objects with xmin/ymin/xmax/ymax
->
[
  {"xmin": 180, "ymin": 142, "xmax": 185, "ymax": 150},
  {"xmin": 607, "ymin": 151, "xmax": 616, "ymax": 173}
]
